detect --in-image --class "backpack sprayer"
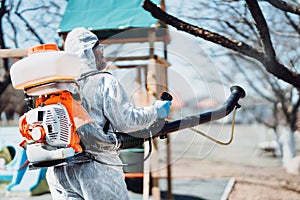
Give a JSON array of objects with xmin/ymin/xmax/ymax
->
[
  {"xmin": 10, "ymin": 44, "xmax": 246, "ymax": 170},
  {"xmin": 10, "ymin": 44, "xmax": 92, "ymax": 169}
]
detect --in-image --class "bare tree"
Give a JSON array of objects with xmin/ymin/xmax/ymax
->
[
  {"xmin": 142, "ymin": 0, "xmax": 300, "ymax": 166},
  {"xmin": 0, "ymin": 0, "xmax": 66, "ymax": 119},
  {"xmin": 0, "ymin": 0, "xmax": 11, "ymax": 94},
  {"xmin": 222, "ymin": 53, "xmax": 299, "ymax": 159},
  {"xmin": 142, "ymin": 0, "xmax": 300, "ymax": 89}
]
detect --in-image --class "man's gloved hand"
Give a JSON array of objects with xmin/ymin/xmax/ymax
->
[{"xmin": 153, "ymin": 100, "xmax": 172, "ymax": 118}]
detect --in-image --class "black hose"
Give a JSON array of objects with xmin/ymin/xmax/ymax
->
[
  {"xmin": 117, "ymin": 86, "xmax": 246, "ymax": 149},
  {"xmin": 117, "ymin": 133, "xmax": 145, "ymax": 149}
]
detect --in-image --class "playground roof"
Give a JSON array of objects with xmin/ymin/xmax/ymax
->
[{"xmin": 58, "ymin": 0, "xmax": 167, "ymax": 43}]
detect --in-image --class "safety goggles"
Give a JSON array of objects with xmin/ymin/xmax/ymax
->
[{"xmin": 92, "ymin": 41, "xmax": 104, "ymax": 53}]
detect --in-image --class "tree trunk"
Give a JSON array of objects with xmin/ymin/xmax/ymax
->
[
  {"xmin": 278, "ymin": 125, "xmax": 296, "ymax": 167},
  {"xmin": 274, "ymin": 130, "xmax": 282, "ymax": 157}
]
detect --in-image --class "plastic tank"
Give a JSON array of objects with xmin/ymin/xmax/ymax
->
[{"xmin": 10, "ymin": 44, "xmax": 81, "ymax": 90}]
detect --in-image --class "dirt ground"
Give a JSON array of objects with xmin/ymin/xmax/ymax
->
[
  {"xmin": 168, "ymin": 158, "xmax": 300, "ymax": 200},
  {"xmin": 2, "ymin": 159, "xmax": 299, "ymax": 200},
  {"xmin": 156, "ymin": 124, "xmax": 300, "ymax": 200},
  {"xmin": 1, "ymin": 124, "xmax": 300, "ymax": 199}
]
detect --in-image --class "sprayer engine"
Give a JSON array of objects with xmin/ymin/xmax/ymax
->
[
  {"xmin": 24, "ymin": 103, "xmax": 72, "ymax": 147},
  {"xmin": 18, "ymin": 91, "xmax": 85, "ymax": 164}
]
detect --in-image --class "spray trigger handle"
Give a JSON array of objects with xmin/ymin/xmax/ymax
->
[{"xmin": 160, "ymin": 92, "xmax": 173, "ymax": 101}]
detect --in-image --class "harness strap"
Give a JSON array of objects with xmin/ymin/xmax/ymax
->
[
  {"xmin": 77, "ymin": 70, "xmax": 113, "ymax": 134},
  {"xmin": 102, "ymin": 110, "xmax": 111, "ymax": 134},
  {"xmin": 77, "ymin": 70, "xmax": 112, "ymax": 81}
]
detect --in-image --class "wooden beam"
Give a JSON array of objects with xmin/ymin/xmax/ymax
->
[
  {"xmin": 105, "ymin": 56, "xmax": 171, "ymax": 67},
  {"xmin": 148, "ymin": 29, "xmax": 156, "ymax": 58},
  {"xmin": 100, "ymin": 36, "xmax": 167, "ymax": 44},
  {"xmin": 107, "ymin": 64, "xmax": 147, "ymax": 69},
  {"xmin": 154, "ymin": 56, "xmax": 171, "ymax": 67},
  {"xmin": 0, "ymin": 49, "xmax": 27, "ymax": 58},
  {"xmin": 105, "ymin": 56, "xmax": 150, "ymax": 62},
  {"xmin": 60, "ymin": 32, "xmax": 169, "ymax": 44}
]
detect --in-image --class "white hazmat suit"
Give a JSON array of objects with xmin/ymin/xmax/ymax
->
[{"xmin": 46, "ymin": 27, "xmax": 171, "ymax": 200}]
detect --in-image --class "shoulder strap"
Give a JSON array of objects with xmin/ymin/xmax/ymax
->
[
  {"xmin": 77, "ymin": 70, "xmax": 112, "ymax": 82},
  {"xmin": 77, "ymin": 70, "xmax": 113, "ymax": 134},
  {"xmin": 103, "ymin": 112, "xmax": 111, "ymax": 134}
]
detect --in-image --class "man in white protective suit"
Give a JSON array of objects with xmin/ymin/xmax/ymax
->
[{"xmin": 46, "ymin": 27, "xmax": 171, "ymax": 200}]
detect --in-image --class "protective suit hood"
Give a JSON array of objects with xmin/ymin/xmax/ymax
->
[{"xmin": 64, "ymin": 27, "xmax": 105, "ymax": 75}]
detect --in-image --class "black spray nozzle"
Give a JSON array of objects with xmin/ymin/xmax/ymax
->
[{"xmin": 160, "ymin": 92, "xmax": 173, "ymax": 101}]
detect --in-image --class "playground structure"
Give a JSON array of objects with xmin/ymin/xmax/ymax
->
[
  {"xmin": 58, "ymin": 0, "xmax": 172, "ymax": 199},
  {"xmin": 0, "ymin": 0, "xmax": 172, "ymax": 199},
  {"xmin": 0, "ymin": 126, "xmax": 49, "ymax": 196}
]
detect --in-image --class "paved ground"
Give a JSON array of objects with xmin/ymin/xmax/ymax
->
[{"xmin": 1, "ymin": 124, "xmax": 299, "ymax": 199}]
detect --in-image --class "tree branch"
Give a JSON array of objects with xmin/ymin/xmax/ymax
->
[
  {"xmin": 142, "ymin": 0, "xmax": 264, "ymax": 62},
  {"xmin": 19, "ymin": 6, "xmax": 49, "ymax": 15},
  {"xmin": 0, "ymin": 72, "xmax": 11, "ymax": 95},
  {"xmin": 291, "ymin": 95, "xmax": 300, "ymax": 130},
  {"xmin": 284, "ymin": 12, "xmax": 300, "ymax": 35},
  {"xmin": 251, "ymin": 112, "xmax": 275, "ymax": 129},
  {"xmin": 0, "ymin": 0, "xmax": 9, "ymax": 49},
  {"xmin": 142, "ymin": 0, "xmax": 300, "ymax": 89},
  {"xmin": 224, "ymin": 21, "xmax": 251, "ymax": 40},
  {"xmin": 246, "ymin": 3, "xmax": 299, "ymax": 96},
  {"xmin": 230, "ymin": 54, "xmax": 276, "ymax": 102},
  {"xmin": 265, "ymin": 0, "xmax": 300, "ymax": 15},
  {"xmin": 15, "ymin": 1, "xmax": 44, "ymax": 44},
  {"xmin": 6, "ymin": 13, "xmax": 18, "ymax": 48},
  {"xmin": 246, "ymin": 0, "xmax": 276, "ymax": 60}
]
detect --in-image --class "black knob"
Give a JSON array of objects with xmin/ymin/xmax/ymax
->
[{"xmin": 160, "ymin": 92, "xmax": 173, "ymax": 101}]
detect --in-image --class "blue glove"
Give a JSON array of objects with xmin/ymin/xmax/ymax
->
[{"xmin": 153, "ymin": 100, "xmax": 171, "ymax": 118}]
